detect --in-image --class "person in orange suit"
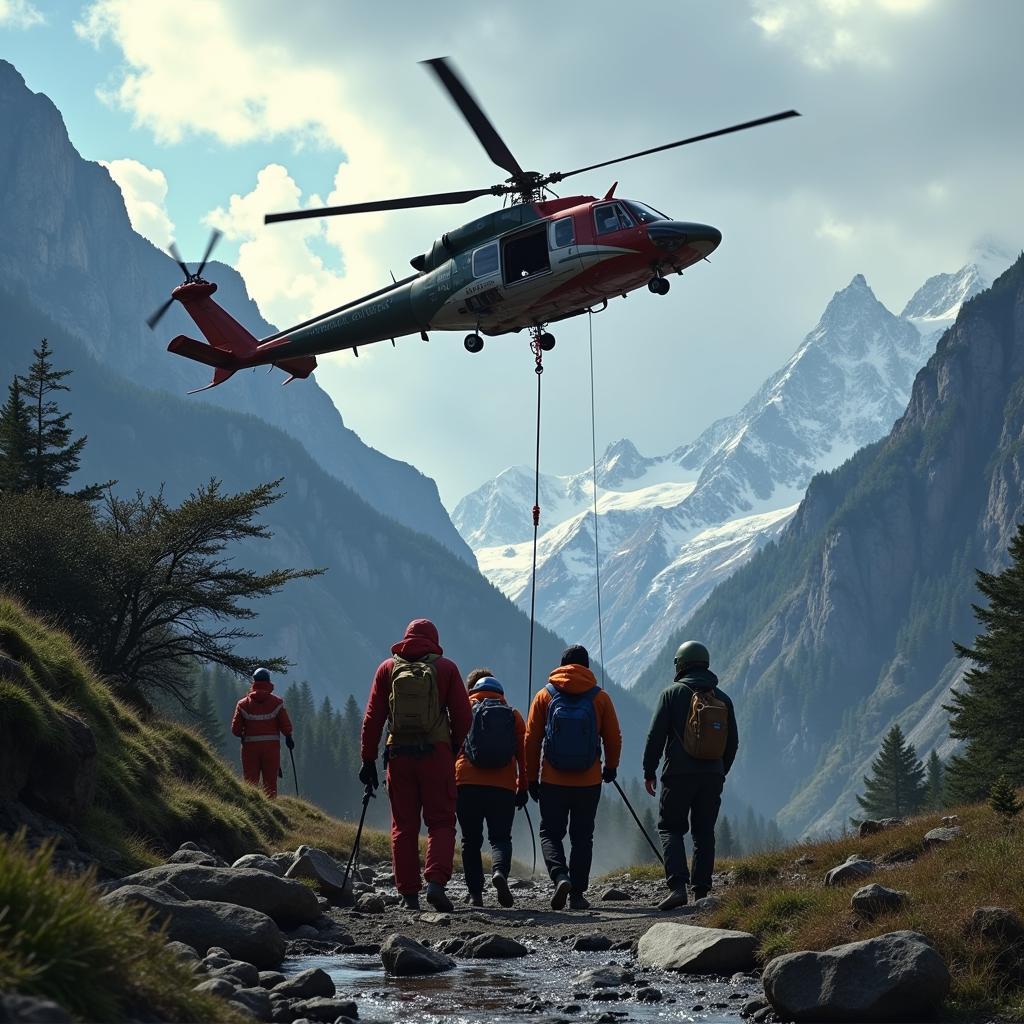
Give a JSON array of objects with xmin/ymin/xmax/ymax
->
[{"xmin": 231, "ymin": 667, "xmax": 294, "ymax": 798}]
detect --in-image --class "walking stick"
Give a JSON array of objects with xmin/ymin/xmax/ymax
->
[
  {"xmin": 341, "ymin": 785, "xmax": 375, "ymax": 900},
  {"xmin": 612, "ymin": 780, "xmax": 664, "ymax": 865},
  {"xmin": 521, "ymin": 804, "xmax": 538, "ymax": 877},
  {"xmin": 288, "ymin": 746, "xmax": 300, "ymax": 797}
]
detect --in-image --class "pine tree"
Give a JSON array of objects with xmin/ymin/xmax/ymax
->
[
  {"xmin": 925, "ymin": 750, "xmax": 946, "ymax": 810},
  {"xmin": 856, "ymin": 724, "xmax": 927, "ymax": 818},
  {"xmin": 988, "ymin": 774, "xmax": 1022, "ymax": 822},
  {"xmin": 945, "ymin": 523, "xmax": 1024, "ymax": 800},
  {"xmin": 193, "ymin": 685, "xmax": 222, "ymax": 746},
  {"xmin": 0, "ymin": 379, "xmax": 33, "ymax": 492},
  {"xmin": 717, "ymin": 815, "xmax": 735, "ymax": 857},
  {"xmin": 16, "ymin": 339, "xmax": 100, "ymax": 498}
]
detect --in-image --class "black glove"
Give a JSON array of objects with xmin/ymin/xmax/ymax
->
[
  {"xmin": 359, "ymin": 760, "xmax": 379, "ymax": 790},
  {"xmin": 515, "ymin": 789, "xmax": 529, "ymax": 810},
  {"xmin": 285, "ymin": 735, "xmax": 295, "ymax": 750},
  {"xmin": 602, "ymin": 766, "xmax": 617, "ymax": 784},
  {"xmin": 528, "ymin": 782, "xmax": 541, "ymax": 803}
]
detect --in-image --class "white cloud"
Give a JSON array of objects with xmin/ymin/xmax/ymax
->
[
  {"xmin": 816, "ymin": 216, "xmax": 855, "ymax": 242},
  {"xmin": 749, "ymin": 0, "xmax": 934, "ymax": 68},
  {"xmin": 101, "ymin": 157, "xmax": 175, "ymax": 248},
  {"xmin": 0, "ymin": 0, "xmax": 44, "ymax": 29}
]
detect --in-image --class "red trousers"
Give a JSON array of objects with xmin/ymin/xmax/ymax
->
[
  {"xmin": 242, "ymin": 742, "xmax": 280, "ymax": 798},
  {"xmin": 386, "ymin": 744, "xmax": 456, "ymax": 895}
]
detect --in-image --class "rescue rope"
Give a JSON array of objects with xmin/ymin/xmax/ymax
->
[
  {"xmin": 526, "ymin": 336, "xmax": 544, "ymax": 713},
  {"xmin": 588, "ymin": 311, "xmax": 607, "ymax": 684}
]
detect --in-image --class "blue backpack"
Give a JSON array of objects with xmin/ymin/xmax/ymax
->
[
  {"xmin": 463, "ymin": 698, "xmax": 517, "ymax": 769},
  {"xmin": 543, "ymin": 684, "xmax": 600, "ymax": 772}
]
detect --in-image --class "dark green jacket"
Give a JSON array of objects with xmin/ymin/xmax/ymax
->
[{"xmin": 642, "ymin": 668, "xmax": 739, "ymax": 779}]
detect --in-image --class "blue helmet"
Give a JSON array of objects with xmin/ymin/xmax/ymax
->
[{"xmin": 252, "ymin": 667, "xmax": 272, "ymax": 683}]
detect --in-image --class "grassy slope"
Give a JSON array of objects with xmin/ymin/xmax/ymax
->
[{"xmin": 622, "ymin": 801, "xmax": 1024, "ymax": 1020}]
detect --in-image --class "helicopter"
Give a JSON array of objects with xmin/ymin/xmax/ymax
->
[{"xmin": 151, "ymin": 57, "xmax": 798, "ymax": 392}]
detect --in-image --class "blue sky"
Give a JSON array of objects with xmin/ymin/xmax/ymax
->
[{"xmin": 3, "ymin": 0, "xmax": 1023, "ymax": 505}]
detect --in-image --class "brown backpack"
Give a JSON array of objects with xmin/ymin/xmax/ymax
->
[{"xmin": 680, "ymin": 688, "xmax": 729, "ymax": 760}]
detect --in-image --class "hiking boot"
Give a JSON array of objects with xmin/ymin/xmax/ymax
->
[
  {"xmin": 466, "ymin": 892, "xmax": 484, "ymax": 908},
  {"xmin": 492, "ymin": 871, "xmax": 514, "ymax": 908},
  {"xmin": 401, "ymin": 893, "xmax": 421, "ymax": 911},
  {"xmin": 550, "ymin": 875, "xmax": 571, "ymax": 911},
  {"xmin": 658, "ymin": 888, "xmax": 689, "ymax": 911},
  {"xmin": 425, "ymin": 881, "xmax": 454, "ymax": 913},
  {"xmin": 568, "ymin": 892, "xmax": 591, "ymax": 911},
  {"xmin": 692, "ymin": 888, "xmax": 710, "ymax": 901}
]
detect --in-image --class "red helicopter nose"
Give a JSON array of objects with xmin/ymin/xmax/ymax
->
[{"xmin": 648, "ymin": 221, "xmax": 722, "ymax": 257}]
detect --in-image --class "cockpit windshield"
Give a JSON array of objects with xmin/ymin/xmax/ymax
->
[{"xmin": 624, "ymin": 200, "xmax": 669, "ymax": 224}]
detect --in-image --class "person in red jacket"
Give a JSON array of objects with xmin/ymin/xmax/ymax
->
[
  {"xmin": 360, "ymin": 619, "xmax": 471, "ymax": 912},
  {"xmin": 231, "ymin": 667, "xmax": 294, "ymax": 798},
  {"xmin": 455, "ymin": 669, "xmax": 528, "ymax": 907}
]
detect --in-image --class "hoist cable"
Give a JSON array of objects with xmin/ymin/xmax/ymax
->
[
  {"xmin": 588, "ymin": 311, "xmax": 607, "ymax": 684},
  {"xmin": 526, "ymin": 339, "xmax": 544, "ymax": 713}
]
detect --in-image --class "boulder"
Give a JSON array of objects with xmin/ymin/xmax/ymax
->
[
  {"xmin": 637, "ymin": 922, "xmax": 756, "ymax": 974},
  {"xmin": 285, "ymin": 846, "xmax": 353, "ymax": 905},
  {"xmin": 858, "ymin": 818, "xmax": 903, "ymax": 838},
  {"xmin": 380, "ymin": 933, "xmax": 455, "ymax": 975},
  {"xmin": 208, "ymin": 960, "xmax": 260, "ymax": 987},
  {"xmin": 572, "ymin": 932, "xmax": 612, "ymax": 952},
  {"xmin": 290, "ymin": 998, "xmax": 358, "ymax": 1023},
  {"xmin": 460, "ymin": 932, "xmax": 529, "ymax": 959},
  {"xmin": 168, "ymin": 848, "xmax": 225, "ymax": 867},
  {"xmin": 851, "ymin": 884, "xmax": 908, "ymax": 919},
  {"xmin": 101, "ymin": 884, "xmax": 285, "ymax": 968},
  {"xmin": 230, "ymin": 988, "xmax": 272, "ymax": 1020},
  {"xmin": 824, "ymin": 855, "xmax": 876, "ymax": 887},
  {"xmin": 576, "ymin": 966, "xmax": 635, "ymax": 989},
  {"xmin": 0, "ymin": 994, "xmax": 74, "ymax": 1023},
  {"xmin": 762, "ymin": 930, "xmax": 950, "ymax": 1022},
  {"xmin": 354, "ymin": 892, "xmax": 385, "ymax": 914},
  {"xmin": 258, "ymin": 971, "xmax": 286, "ymax": 989},
  {"xmin": 270, "ymin": 851, "xmax": 296, "ymax": 871},
  {"xmin": 969, "ymin": 906, "xmax": 1024, "ymax": 943},
  {"xmin": 635, "ymin": 986, "xmax": 663, "ymax": 1003},
  {"xmin": 165, "ymin": 940, "xmax": 201, "ymax": 963},
  {"xmin": 271, "ymin": 967, "xmax": 336, "ymax": 1000},
  {"xmin": 923, "ymin": 826, "xmax": 961, "ymax": 848},
  {"xmin": 119, "ymin": 863, "xmax": 320, "ymax": 926},
  {"xmin": 233, "ymin": 854, "xmax": 284, "ymax": 876},
  {"xmin": 193, "ymin": 978, "xmax": 236, "ymax": 997},
  {"xmin": 600, "ymin": 887, "xmax": 630, "ymax": 901}
]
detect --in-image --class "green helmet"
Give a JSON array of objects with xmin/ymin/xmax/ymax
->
[{"xmin": 674, "ymin": 640, "xmax": 710, "ymax": 674}]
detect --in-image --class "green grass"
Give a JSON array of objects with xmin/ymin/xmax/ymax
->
[{"xmin": 0, "ymin": 831, "xmax": 245, "ymax": 1022}]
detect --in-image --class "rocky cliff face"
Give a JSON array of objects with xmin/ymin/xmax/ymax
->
[
  {"xmin": 635, "ymin": 254, "xmax": 1024, "ymax": 836},
  {"xmin": 0, "ymin": 60, "xmax": 470, "ymax": 563}
]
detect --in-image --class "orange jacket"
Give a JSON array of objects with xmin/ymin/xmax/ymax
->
[
  {"xmin": 456, "ymin": 689, "xmax": 527, "ymax": 793},
  {"xmin": 525, "ymin": 664, "xmax": 622, "ymax": 787},
  {"xmin": 231, "ymin": 680, "xmax": 293, "ymax": 743}
]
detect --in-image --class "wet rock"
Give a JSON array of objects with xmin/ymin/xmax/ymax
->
[
  {"xmin": 233, "ymin": 854, "xmax": 284, "ymax": 876},
  {"xmin": 576, "ymin": 966, "xmax": 635, "ymax": 988},
  {"xmin": 851, "ymin": 883, "xmax": 907, "ymax": 918},
  {"xmin": 101, "ymin": 884, "xmax": 285, "ymax": 968},
  {"xmin": 354, "ymin": 893, "xmax": 385, "ymax": 914},
  {"xmin": 591, "ymin": 990, "xmax": 620, "ymax": 1001},
  {"xmin": 751, "ymin": 1008, "xmax": 778, "ymax": 1023},
  {"xmin": 289, "ymin": 997, "xmax": 358, "ymax": 1022},
  {"xmin": 461, "ymin": 932, "xmax": 529, "ymax": 958},
  {"xmin": 572, "ymin": 932, "xmax": 612, "ymax": 952},
  {"xmin": 418, "ymin": 911, "xmax": 451, "ymax": 926},
  {"xmin": 286, "ymin": 845, "xmax": 353, "ymax": 905},
  {"xmin": 194, "ymin": 978, "xmax": 236, "ymax": 997},
  {"xmin": 970, "ymin": 906, "xmax": 1024, "ymax": 943},
  {"xmin": 635, "ymin": 986, "xmax": 662, "ymax": 1002},
  {"xmin": 258, "ymin": 971, "xmax": 285, "ymax": 989},
  {"xmin": 763, "ymin": 930, "xmax": 950, "ymax": 1022},
  {"xmin": 231, "ymin": 987, "xmax": 272, "ymax": 1020},
  {"xmin": 741, "ymin": 995, "xmax": 769, "ymax": 1017},
  {"xmin": 271, "ymin": 967, "xmax": 336, "ymax": 999},
  {"xmin": 436, "ymin": 937, "xmax": 465, "ymax": 955},
  {"xmin": 381, "ymin": 933, "xmax": 455, "ymax": 975},
  {"xmin": 637, "ymin": 922, "xmax": 756, "ymax": 974},
  {"xmin": 117, "ymin": 863, "xmax": 320, "ymax": 926},
  {"xmin": 0, "ymin": 994, "xmax": 74, "ymax": 1023},
  {"xmin": 923, "ymin": 825, "xmax": 961, "ymax": 847},
  {"xmin": 599, "ymin": 887, "xmax": 630, "ymax": 901},
  {"xmin": 824, "ymin": 855, "xmax": 876, "ymax": 887}
]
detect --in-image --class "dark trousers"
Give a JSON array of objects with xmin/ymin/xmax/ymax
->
[
  {"xmin": 539, "ymin": 782, "xmax": 602, "ymax": 894},
  {"xmin": 456, "ymin": 784, "xmax": 515, "ymax": 895},
  {"xmin": 658, "ymin": 774, "xmax": 724, "ymax": 893}
]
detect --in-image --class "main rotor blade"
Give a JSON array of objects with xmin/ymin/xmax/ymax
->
[
  {"xmin": 551, "ymin": 110, "xmax": 801, "ymax": 182},
  {"xmin": 194, "ymin": 228, "xmax": 222, "ymax": 278},
  {"xmin": 264, "ymin": 188, "xmax": 494, "ymax": 225},
  {"xmin": 167, "ymin": 242, "xmax": 190, "ymax": 278},
  {"xmin": 421, "ymin": 57, "xmax": 524, "ymax": 179},
  {"xmin": 146, "ymin": 296, "xmax": 175, "ymax": 331}
]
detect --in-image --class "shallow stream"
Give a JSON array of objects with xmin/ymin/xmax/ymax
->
[{"xmin": 288, "ymin": 949, "xmax": 749, "ymax": 1024}]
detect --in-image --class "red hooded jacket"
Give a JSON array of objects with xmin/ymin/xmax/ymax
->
[
  {"xmin": 231, "ymin": 678, "xmax": 293, "ymax": 742},
  {"xmin": 360, "ymin": 619, "xmax": 471, "ymax": 762}
]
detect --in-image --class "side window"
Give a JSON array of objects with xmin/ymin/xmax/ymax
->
[
  {"xmin": 472, "ymin": 242, "xmax": 499, "ymax": 278},
  {"xmin": 615, "ymin": 203, "xmax": 635, "ymax": 229},
  {"xmin": 552, "ymin": 218, "xmax": 575, "ymax": 248},
  {"xmin": 594, "ymin": 204, "xmax": 620, "ymax": 235}
]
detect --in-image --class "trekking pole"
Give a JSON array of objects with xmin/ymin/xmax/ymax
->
[
  {"xmin": 288, "ymin": 746, "xmax": 300, "ymax": 798},
  {"xmin": 341, "ymin": 785, "xmax": 375, "ymax": 900},
  {"xmin": 521, "ymin": 804, "xmax": 538, "ymax": 877},
  {"xmin": 612, "ymin": 780, "xmax": 664, "ymax": 865}
]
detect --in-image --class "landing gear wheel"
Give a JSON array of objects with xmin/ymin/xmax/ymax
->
[
  {"xmin": 539, "ymin": 332, "xmax": 556, "ymax": 351},
  {"xmin": 464, "ymin": 333, "xmax": 484, "ymax": 353},
  {"xmin": 649, "ymin": 277, "xmax": 670, "ymax": 295}
]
